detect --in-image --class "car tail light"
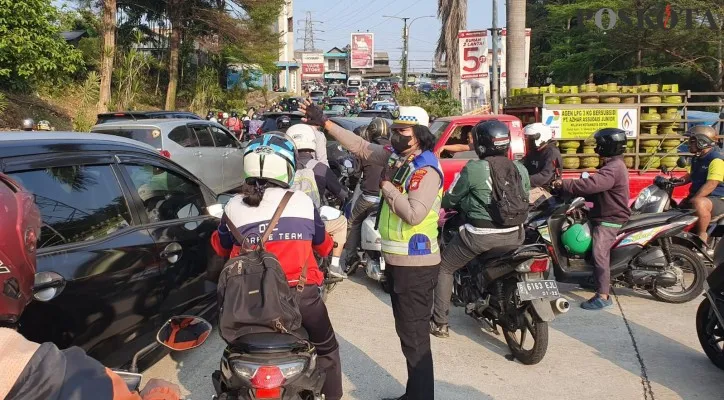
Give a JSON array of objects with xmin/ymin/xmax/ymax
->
[
  {"xmin": 251, "ymin": 366, "xmax": 285, "ymax": 389},
  {"xmin": 529, "ymin": 258, "xmax": 549, "ymax": 273},
  {"xmin": 159, "ymin": 149, "xmax": 171, "ymax": 158}
]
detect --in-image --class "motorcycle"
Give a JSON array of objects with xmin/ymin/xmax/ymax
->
[
  {"xmin": 212, "ymin": 329, "xmax": 324, "ymax": 400},
  {"xmin": 114, "ymin": 315, "xmax": 212, "ymax": 393},
  {"xmin": 527, "ymin": 196, "xmax": 707, "ymax": 303},
  {"xmin": 696, "ymin": 225, "xmax": 724, "ymax": 369},
  {"xmin": 442, "ymin": 213, "xmax": 570, "ymax": 365}
]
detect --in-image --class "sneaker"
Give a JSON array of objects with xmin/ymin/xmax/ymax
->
[
  {"xmin": 327, "ymin": 263, "xmax": 347, "ymax": 279},
  {"xmin": 580, "ymin": 294, "xmax": 613, "ymax": 310},
  {"xmin": 429, "ymin": 320, "xmax": 449, "ymax": 338}
]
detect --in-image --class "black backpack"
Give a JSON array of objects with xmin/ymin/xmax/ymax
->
[
  {"xmin": 484, "ymin": 156, "xmax": 529, "ymax": 227},
  {"xmin": 216, "ymin": 192, "xmax": 308, "ymax": 343}
]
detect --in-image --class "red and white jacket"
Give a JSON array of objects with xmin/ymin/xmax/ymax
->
[{"xmin": 210, "ymin": 188, "xmax": 333, "ymax": 287}]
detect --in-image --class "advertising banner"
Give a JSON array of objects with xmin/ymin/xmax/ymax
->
[
  {"xmin": 301, "ymin": 53, "xmax": 325, "ymax": 78},
  {"xmin": 542, "ymin": 108, "xmax": 638, "ymax": 139},
  {"xmin": 458, "ymin": 30, "xmax": 490, "ymax": 112},
  {"xmin": 350, "ymin": 33, "xmax": 374, "ymax": 69}
]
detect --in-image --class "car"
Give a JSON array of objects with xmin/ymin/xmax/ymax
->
[
  {"xmin": 376, "ymin": 91, "xmax": 394, "ymax": 101},
  {"xmin": 346, "ymin": 87, "xmax": 360, "ymax": 96},
  {"xmin": 310, "ymin": 90, "xmax": 325, "ymax": 98},
  {"xmin": 376, "ymin": 80, "xmax": 391, "ymax": 90},
  {"xmin": 418, "ymin": 83, "xmax": 434, "ymax": 94},
  {"xmin": 260, "ymin": 111, "xmax": 305, "ymax": 133},
  {"xmin": 357, "ymin": 109, "xmax": 395, "ymax": 119},
  {"xmin": 330, "ymin": 97, "xmax": 351, "ymax": 106},
  {"xmin": 1, "ymin": 132, "xmax": 222, "ymax": 368},
  {"xmin": 324, "ymin": 104, "xmax": 348, "ymax": 117},
  {"xmin": 96, "ymin": 111, "xmax": 202, "ymax": 125},
  {"xmin": 328, "ymin": 117, "xmax": 392, "ymax": 133},
  {"xmin": 90, "ymin": 119, "xmax": 244, "ymax": 194},
  {"xmin": 371, "ymin": 101, "xmax": 397, "ymax": 111},
  {"xmin": 310, "ymin": 96, "xmax": 323, "ymax": 104}
]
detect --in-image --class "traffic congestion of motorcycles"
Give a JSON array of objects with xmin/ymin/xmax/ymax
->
[{"xmin": 4, "ymin": 77, "xmax": 724, "ymax": 400}]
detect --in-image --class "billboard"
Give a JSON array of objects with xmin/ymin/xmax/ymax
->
[
  {"xmin": 350, "ymin": 33, "xmax": 374, "ymax": 69},
  {"xmin": 301, "ymin": 53, "xmax": 325, "ymax": 78},
  {"xmin": 458, "ymin": 30, "xmax": 490, "ymax": 112},
  {"xmin": 542, "ymin": 108, "xmax": 638, "ymax": 139}
]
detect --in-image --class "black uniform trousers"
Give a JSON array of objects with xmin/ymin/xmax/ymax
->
[{"xmin": 386, "ymin": 263, "xmax": 440, "ymax": 400}]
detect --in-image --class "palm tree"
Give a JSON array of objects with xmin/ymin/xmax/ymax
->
[
  {"xmin": 506, "ymin": 0, "xmax": 527, "ymax": 94},
  {"xmin": 436, "ymin": 0, "xmax": 467, "ymax": 101}
]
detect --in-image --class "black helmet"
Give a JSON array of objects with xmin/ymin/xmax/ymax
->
[
  {"xmin": 206, "ymin": 111, "xmax": 214, "ymax": 120},
  {"xmin": 231, "ymin": 111, "xmax": 238, "ymax": 118},
  {"xmin": 593, "ymin": 128, "xmax": 627, "ymax": 157},
  {"xmin": 472, "ymin": 120, "xmax": 510, "ymax": 158},
  {"xmin": 363, "ymin": 117, "xmax": 390, "ymax": 143},
  {"xmin": 685, "ymin": 125, "xmax": 718, "ymax": 153},
  {"xmin": 276, "ymin": 115, "xmax": 292, "ymax": 131}
]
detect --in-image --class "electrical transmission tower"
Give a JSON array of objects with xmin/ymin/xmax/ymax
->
[{"xmin": 296, "ymin": 11, "xmax": 324, "ymax": 52}]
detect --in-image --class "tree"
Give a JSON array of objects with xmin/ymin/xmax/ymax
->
[
  {"xmin": 436, "ymin": 0, "xmax": 467, "ymax": 100},
  {"xmin": 0, "ymin": 0, "xmax": 84, "ymax": 89},
  {"xmin": 506, "ymin": 0, "xmax": 527, "ymax": 92},
  {"xmin": 98, "ymin": 0, "xmax": 116, "ymax": 112}
]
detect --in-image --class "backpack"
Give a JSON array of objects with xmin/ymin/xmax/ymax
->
[
  {"xmin": 484, "ymin": 156, "xmax": 529, "ymax": 227},
  {"xmin": 291, "ymin": 159, "xmax": 322, "ymax": 209},
  {"xmin": 216, "ymin": 192, "xmax": 308, "ymax": 343}
]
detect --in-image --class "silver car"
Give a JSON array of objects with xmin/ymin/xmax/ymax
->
[{"xmin": 91, "ymin": 119, "xmax": 244, "ymax": 194}]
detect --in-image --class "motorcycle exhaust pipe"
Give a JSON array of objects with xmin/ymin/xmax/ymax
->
[{"xmin": 552, "ymin": 297, "xmax": 570, "ymax": 314}]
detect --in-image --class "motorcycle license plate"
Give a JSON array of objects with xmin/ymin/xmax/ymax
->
[{"xmin": 517, "ymin": 280, "xmax": 559, "ymax": 301}]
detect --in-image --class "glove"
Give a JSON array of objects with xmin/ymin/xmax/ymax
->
[
  {"xmin": 670, "ymin": 177, "xmax": 685, "ymax": 184},
  {"xmin": 300, "ymin": 99, "xmax": 328, "ymax": 126}
]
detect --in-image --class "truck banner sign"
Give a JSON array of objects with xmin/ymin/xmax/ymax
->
[{"xmin": 542, "ymin": 107, "xmax": 638, "ymax": 139}]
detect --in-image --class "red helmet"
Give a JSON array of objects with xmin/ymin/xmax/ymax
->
[{"xmin": 0, "ymin": 173, "xmax": 41, "ymax": 325}]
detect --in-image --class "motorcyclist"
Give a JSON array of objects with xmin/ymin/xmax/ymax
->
[
  {"xmin": 276, "ymin": 115, "xmax": 292, "ymax": 133},
  {"xmin": 521, "ymin": 123, "xmax": 562, "ymax": 204},
  {"xmin": 209, "ymin": 134, "xmax": 342, "ymax": 400},
  {"xmin": 675, "ymin": 125, "xmax": 724, "ymax": 242},
  {"xmin": 0, "ymin": 173, "xmax": 181, "ymax": 400},
  {"xmin": 287, "ymin": 124, "xmax": 350, "ymax": 279},
  {"xmin": 226, "ymin": 111, "xmax": 242, "ymax": 139},
  {"xmin": 430, "ymin": 120, "xmax": 529, "ymax": 338},
  {"xmin": 551, "ymin": 128, "xmax": 630, "ymax": 310},
  {"xmin": 340, "ymin": 118, "xmax": 391, "ymax": 269},
  {"xmin": 206, "ymin": 111, "xmax": 215, "ymax": 120},
  {"xmin": 21, "ymin": 118, "xmax": 34, "ymax": 131}
]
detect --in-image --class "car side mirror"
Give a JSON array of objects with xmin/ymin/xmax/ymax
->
[{"xmin": 156, "ymin": 316, "xmax": 212, "ymax": 351}]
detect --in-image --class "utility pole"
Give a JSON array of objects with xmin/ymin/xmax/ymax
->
[
  {"xmin": 383, "ymin": 15, "xmax": 435, "ymax": 86},
  {"xmin": 297, "ymin": 11, "xmax": 324, "ymax": 51},
  {"xmin": 490, "ymin": 0, "xmax": 500, "ymax": 114}
]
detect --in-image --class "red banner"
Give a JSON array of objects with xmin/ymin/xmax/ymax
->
[{"xmin": 302, "ymin": 53, "xmax": 325, "ymax": 78}]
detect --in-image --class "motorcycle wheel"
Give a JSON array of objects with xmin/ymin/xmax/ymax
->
[
  {"xmin": 649, "ymin": 244, "xmax": 706, "ymax": 303},
  {"xmin": 696, "ymin": 297, "xmax": 724, "ymax": 370},
  {"xmin": 501, "ymin": 282, "xmax": 549, "ymax": 365}
]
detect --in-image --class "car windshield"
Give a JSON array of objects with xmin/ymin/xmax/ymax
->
[
  {"xmin": 429, "ymin": 120, "xmax": 451, "ymax": 138},
  {"xmin": 91, "ymin": 127, "xmax": 163, "ymax": 147}
]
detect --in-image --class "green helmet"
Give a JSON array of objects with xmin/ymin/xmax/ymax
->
[{"xmin": 561, "ymin": 222, "xmax": 592, "ymax": 255}]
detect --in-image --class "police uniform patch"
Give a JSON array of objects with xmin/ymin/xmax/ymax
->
[{"xmin": 409, "ymin": 169, "xmax": 427, "ymax": 191}]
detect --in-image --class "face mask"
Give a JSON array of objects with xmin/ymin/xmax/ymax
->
[{"xmin": 391, "ymin": 132, "xmax": 413, "ymax": 154}]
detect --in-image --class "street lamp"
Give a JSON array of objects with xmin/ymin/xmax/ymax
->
[{"xmin": 382, "ymin": 15, "xmax": 435, "ymax": 85}]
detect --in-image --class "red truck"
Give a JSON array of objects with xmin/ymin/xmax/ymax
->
[{"xmin": 430, "ymin": 114, "xmax": 690, "ymax": 201}]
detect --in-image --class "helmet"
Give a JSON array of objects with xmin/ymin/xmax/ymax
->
[
  {"xmin": 471, "ymin": 120, "xmax": 511, "ymax": 158},
  {"xmin": 276, "ymin": 115, "xmax": 292, "ymax": 131},
  {"xmin": 524, "ymin": 123, "xmax": 554, "ymax": 148},
  {"xmin": 223, "ymin": 112, "xmax": 229, "ymax": 119},
  {"xmin": 231, "ymin": 111, "xmax": 238, "ymax": 118},
  {"xmin": 206, "ymin": 111, "xmax": 214, "ymax": 120},
  {"xmin": 391, "ymin": 106, "xmax": 429, "ymax": 128},
  {"xmin": 286, "ymin": 124, "xmax": 317, "ymax": 151},
  {"xmin": 0, "ymin": 174, "xmax": 41, "ymax": 325},
  {"xmin": 561, "ymin": 222, "xmax": 592, "ymax": 255},
  {"xmin": 686, "ymin": 125, "xmax": 718, "ymax": 153},
  {"xmin": 593, "ymin": 128, "xmax": 627, "ymax": 157},
  {"xmin": 21, "ymin": 118, "xmax": 34, "ymax": 131},
  {"xmin": 36, "ymin": 120, "xmax": 51, "ymax": 131},
  {"xmin": 363, "ymin": 117, "xmax": 390, "ymax": 143},
  {"xmin": 243, "ymin": 134, "xmax": 297, "ymax": 188}
]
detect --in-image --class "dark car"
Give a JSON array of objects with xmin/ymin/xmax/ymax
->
[
  {"xmin": 357, "ymin": 110, "xmax": 395, "ymax": 119},
  {"xmin": 96, "ymin": 111, "xmax": 202, "ymax": 125},
  {"xmin": 260, "ymin": 111, "xmax": 305, "ymax": 133},
  {"xmin": 377, "ymin": 91, "xmax": 394, "ymax": 101},
  {"xmin": 2, "ymin": 132, "xmax": 221, "ymax": 368},
  {"xmin": 330, "ymin": 97, "xmax": 351, "ymax": 107},
  {"xmin": 418, "ymin": 83, "xmax": 434, "ymax": 94},
  {"xmin": 328, "ymin": 117, "xmax": 392, "ymax": 134}
]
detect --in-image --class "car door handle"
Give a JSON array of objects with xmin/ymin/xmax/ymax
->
[{"xmin": 160, "ymin": 243, "xmax": 183, "ymax": 264}]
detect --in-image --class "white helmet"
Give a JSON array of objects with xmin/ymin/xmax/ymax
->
[
  {"xmin": 524, "ymin": 123, "xmax": 554, "ymax": 148},
  {"xmin": 286, "ymin": 124, "xmax": 317, "ymax": 151},
  {"xmin": 243, "ymin": 134, "xmax": 297, "ymax": 188},
  {"xmin": 392, "ymin": 106, "xmax": 430, "ymax": 128},
  {"xmin": 223, "ymin": 112, "xmax": 229, "ymax": 119}
]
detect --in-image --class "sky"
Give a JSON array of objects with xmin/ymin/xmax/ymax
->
[{"xmin": 293, "ymin": 0, "xmax": 507, "ymax": 73}]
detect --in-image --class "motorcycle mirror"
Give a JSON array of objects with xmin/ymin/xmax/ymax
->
[
  {"xmin": 156, "ymin": 316, "xmax": 212, "ymax": 351},
  {"xmin": 676, "ymin": 156, "xmax": 691, "ymax": 169},
  {"xmin": 660, "ymin": 165, "xmax": 669, "ymax": 174},
  {"xmin": 567, "ymin": 197, "xmax": 586, "ymax": 212}
]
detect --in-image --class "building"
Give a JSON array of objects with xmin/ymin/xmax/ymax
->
[
  {"xmin": 273, "ymin": 0, "xmax": 301, "ymax": 94},
  {"xmin": 60, "ymin": 30, "xmax": 89, "ymax": 47},
  {"xmin": 347, "ymin": 51, "xmax": 391, "ymax": 79}
]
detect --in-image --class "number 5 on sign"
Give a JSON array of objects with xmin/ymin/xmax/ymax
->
[{"xmin": 462, "ymin": 47, "xmax": 480, "ymax": 72}]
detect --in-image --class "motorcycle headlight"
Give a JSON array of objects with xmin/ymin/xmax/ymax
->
[{"xmin": 633, "ymin": 187, "xmax": 651, "ymax": 210}]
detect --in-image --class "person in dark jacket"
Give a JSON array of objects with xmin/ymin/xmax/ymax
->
[
  {"xmin": 341, "ymin": 118, "xmax": 391, "ymax": 269},
  {"xmin": 552, "ymin": 128, "xmax": 631, "ymax": 310},
  {"xmin": 522, "ymin": 123, "xmax": 562, "ymax": 204}
]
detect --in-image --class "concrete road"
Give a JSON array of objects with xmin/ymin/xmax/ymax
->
[{"xmin": 145, "ymin": 277, "xmax": 724, "ymax": 400}]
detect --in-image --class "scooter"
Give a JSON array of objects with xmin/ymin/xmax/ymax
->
[
  {"xmin": 114, "ymin": 315, "xmax": 212, "ymax": 394},
  {"xmin": 527, "ymin": 196, "xmax": 707, "ymax": 303},
  {"xmin": 212, "ymin": 329, "xmax": 324, "ymax": 400},
  {"xmin": 441, "ymin": 213, "xmax": 569, "ymax": 365},
  {"xmin": 696, "ymin": 225, "xmax": 724, "ymax": 369}
]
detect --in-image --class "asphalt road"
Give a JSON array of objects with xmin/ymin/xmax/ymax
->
[{"xmin": 145, "ymin": 276, "xmax": 724, "ymax": 400}]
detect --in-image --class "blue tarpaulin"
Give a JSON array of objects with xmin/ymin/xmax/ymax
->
[{"xmin": 685, "ymin": 111, "xmax": 722, "ymax": 130}]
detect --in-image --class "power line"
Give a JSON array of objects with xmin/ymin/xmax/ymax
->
[{"xmin": 296, "ymin": 11, "xmax": 324, "ymax": 51}]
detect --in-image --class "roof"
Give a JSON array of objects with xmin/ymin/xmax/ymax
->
[
  {"xmin": 0, "ymin": 131, "xmax": 159, "ymax": 158},
  {"xmin": 261, "ymin": 111, "xmax": 305, "ymax": 117},
  {"xmin": 91, "ymin": 118, "xmax": 218, "ymax": 130},
  {"xmin": 435, "ymin": 114, "xmax": 521, "ymax": 123},
  {"xmin": 60, "ymin": 30, "xmax": 88, "ymax": 41}
]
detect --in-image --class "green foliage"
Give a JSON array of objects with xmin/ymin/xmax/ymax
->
[
  {"xmin": 73, "ymin": 71, "xmax": 100, "ymax": 131},
  {"xmin": 111, "ymin": 30, "xmax": 151, "ymax": 110},
  {"xmin": 396, "ymin": 88, "xmax": 462, "ymax": 117},
  {"xmin": 0, "ymin": 0, "xmax": 84, "ymax": 89},
  {"xmin": 190, "ymin": 67, "xmax": 224, "ymax": 115},
  {"xmin": 0, "ymin": 93, "xmax": 7, "ymax": 114},
  {"xmin": 224, "ymin": 85, "xmax": 248, "ymax": 112},
  {"xmin": 77, "ymin": 37, "xmax": 101, "ymax": 69}
]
